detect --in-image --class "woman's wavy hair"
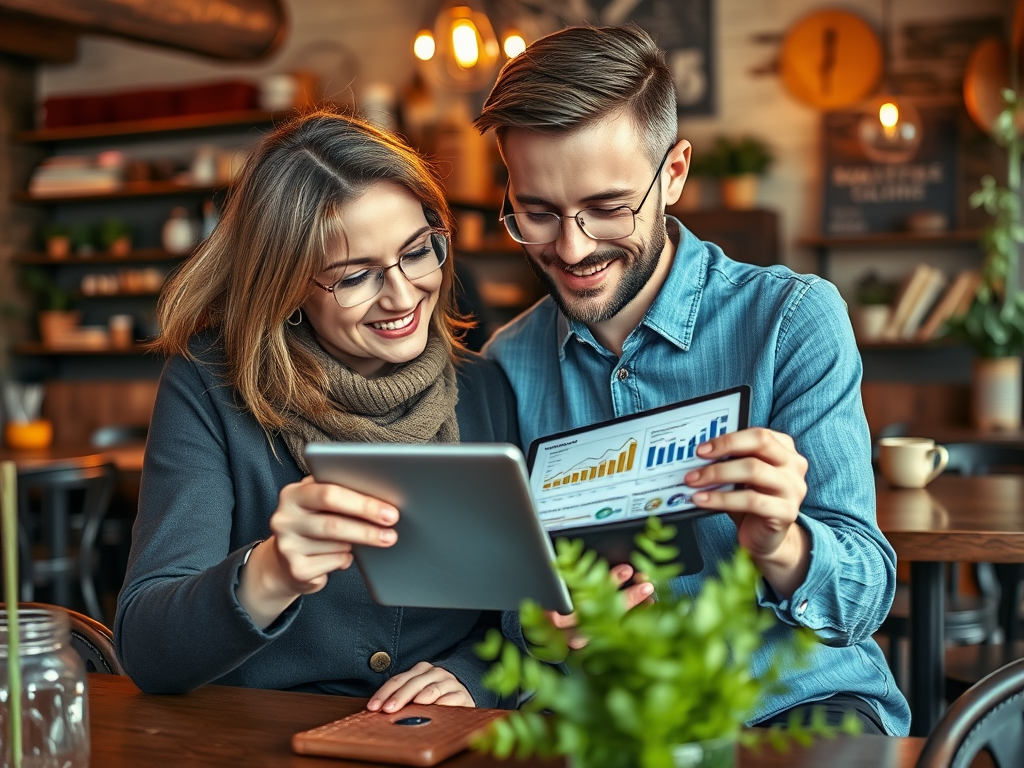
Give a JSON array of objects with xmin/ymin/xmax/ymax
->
[{"xmin": 156, "ymin": 109, "xmax": 461, "ymax": 433}]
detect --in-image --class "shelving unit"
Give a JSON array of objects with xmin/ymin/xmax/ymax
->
[
  {"xmin": 16, "ymin": 181, "xmax": 221, "ymax": 204},
  {"xmin": 797, "ymin": 230, "xmax": 982, "ymax": 279}
]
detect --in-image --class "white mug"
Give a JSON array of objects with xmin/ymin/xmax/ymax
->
[{"xmin": 877, "ymin": 437, "xmax": 949, "ymax": 489}]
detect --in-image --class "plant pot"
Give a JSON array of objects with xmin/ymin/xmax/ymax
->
[
  {"xmin": 107, "ymin": 236, "xmax": 132, "ymax": 257},
  {"xmin": 45, "ymin": 236, "xmax": 71, "ymax": 259},
  {"xmin": 676, "ymin": 178, "xmax": 704, "ymax": 211},
  {"xmin": 720, "ymin": 174, "xmax": 759, "ymax": 210},
  {"xmin": 38, "ymin": 310, "xmax": 81, "ymax": 348},
  {"xmin": 856, "ymin": 305, "xmax": 891, "ymax": 341},
  {"xmin": 4, "ymin": 418, "xmax": 54, "ymax": 450},
  {"xmin": 972, "ymin": 356, "xmax": 1022, "ymax": 431}
]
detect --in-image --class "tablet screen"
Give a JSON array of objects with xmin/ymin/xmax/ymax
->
[{"xmin": 526, "ymin": 386, "xmax": 750, "ymax": 533}]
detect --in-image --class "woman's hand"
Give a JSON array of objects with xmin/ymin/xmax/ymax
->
[
  {"xmin": 686, "ymin": 427, "xmax": 811, "ymax": 598},
  {"xmin": 544, "ymin": 563, "xmax": 655, "ymax": 650},
  {"xmin": 237, "ymin": 475, "xmax": 399, "ymax": 628},
  {"xmin": 367, "ymin": 662, "xmax": 475, "ymax": 712}
]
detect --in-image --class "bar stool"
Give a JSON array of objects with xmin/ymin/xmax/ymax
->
[{"xmin": 16, "ymin": 457, "xmax": 117, "ymax": 622}]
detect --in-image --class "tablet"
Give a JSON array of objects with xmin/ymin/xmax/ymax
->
[
  {"xmin": 304, "ymin": 443, "xmax": 572, "ymax": 614},
  {"xmin": 526, "ymin": 385, "xmax": 751, "ymax": 573}
]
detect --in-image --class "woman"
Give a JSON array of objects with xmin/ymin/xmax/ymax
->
[{"xmin": 115, "ymin": 111, "xmax": 519, "ymax": 712}]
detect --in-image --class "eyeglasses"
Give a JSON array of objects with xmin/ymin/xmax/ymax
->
[
  {"xmin": 499, "ymin": 145, "xmax": 674, "ymax": 245},
  {"xmin": 310, "ymin": 228, "xmax": 449, "ymax": 308}
]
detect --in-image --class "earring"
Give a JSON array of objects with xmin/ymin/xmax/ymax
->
[{"xmin": 287, "ymin": 308, "xmax": 303, "ymax": 326}]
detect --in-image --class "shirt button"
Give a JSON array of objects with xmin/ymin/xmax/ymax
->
[
  {"xmin": 616, "ymin": 367, "xmax": 630, "ymax": 381},
  {"xmin": 795, "ymin": 600, "xmax": 808, "ymax": 616},
  {"xmin": 369, "ymin": 651, "xmax": 391, "ymax": 672}
]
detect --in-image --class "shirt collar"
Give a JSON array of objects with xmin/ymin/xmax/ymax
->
[{"xmin": 556, "ymin": 216, "xmax": 707, "ymax": 355}]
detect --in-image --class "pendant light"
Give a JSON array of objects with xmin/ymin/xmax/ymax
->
[{"xmin": 857, "ymin": 0, "xmax": 923, "ymax": 164}]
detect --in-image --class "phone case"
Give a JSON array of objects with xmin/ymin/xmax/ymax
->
[{"xmin": 291, "ymin": 704, "xmax": 508, "ymax": 766}]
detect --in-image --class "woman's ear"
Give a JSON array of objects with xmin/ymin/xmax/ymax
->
[{"xmin": 663, "ymin": 140, "xmax": 692, "ymax": 208}]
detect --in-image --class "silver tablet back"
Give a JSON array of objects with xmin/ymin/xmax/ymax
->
[{"xmin": 304, "ymin": 443, "xmax": 572, "ymax": 613}]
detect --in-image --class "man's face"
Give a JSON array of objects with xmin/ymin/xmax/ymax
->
[{"xmin": 500, "ymin": 114, "xmax": 674, "ymax": 325}]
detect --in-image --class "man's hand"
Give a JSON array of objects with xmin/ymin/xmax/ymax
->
[
  {"xmin": 366, "ymin": 662, "xmax": 475, "ymax": 712},
  {"xmin": 685, "ymin": 427, "xmax": 811, "ymax": 598},
  {"xmin": 545, "ymin": 563, "xmax": 655, "ymax": 649}
]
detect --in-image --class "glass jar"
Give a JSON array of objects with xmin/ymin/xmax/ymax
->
[{"xmin": 0, "ymin": 607, "xmax": 90, "ymax": 768}]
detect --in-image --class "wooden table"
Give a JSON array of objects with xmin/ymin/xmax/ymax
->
[
  {"xmin": 0, "ymin": 442, "xmax": 145, "ymax": 473},
  {"xmin": 875, "ymin": 474, "xmax": 1024, "ymax": 736},
  {"xmin": 87, "ymin": 674, "xmax": 925, "ymax": 767}
]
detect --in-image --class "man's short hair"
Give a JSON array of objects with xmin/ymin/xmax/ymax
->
[{"xmin": 475, "ymin": 24, "xmax": 677, "ymax": 167}]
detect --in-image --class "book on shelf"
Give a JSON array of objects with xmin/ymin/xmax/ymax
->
[
  {"xmin": 898, "ymin": 266, "xmax": 947, "ymax": 340},
  {"xmin": 916, "ymin": 270, "xmax": 982, "ymax": 341},
  {"xmin": 881, "ymin": 263, "xmax": 941, "ymax": 341}
]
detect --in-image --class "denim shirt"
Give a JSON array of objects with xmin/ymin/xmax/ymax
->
[{"xmin": 483, "ymin": 218, "xmax": 911, "ymax": 735}]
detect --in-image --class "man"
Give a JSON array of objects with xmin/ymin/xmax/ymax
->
[{"xmin": 476, "ymin": 24, "xmax": 910, "ymax": 736}]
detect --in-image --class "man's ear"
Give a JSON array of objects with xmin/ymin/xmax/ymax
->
[{"xmin": 663, "ymin": 140, "xmax": 692, "ymax": 207}]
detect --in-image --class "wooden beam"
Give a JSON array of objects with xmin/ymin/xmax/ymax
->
[
  {"xmin": 0, "ymin": 0, "xmax": 285, "ymax": 61},
  {"xmin": 0, "ymin": 10, "xmax": 77, "ymax": 63}
]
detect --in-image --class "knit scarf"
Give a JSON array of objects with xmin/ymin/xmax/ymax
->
[{"xmin": 281, "ymin": 321, "xmax": 460, "ymax": 474}]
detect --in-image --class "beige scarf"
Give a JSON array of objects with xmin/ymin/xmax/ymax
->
[{"xmin": 281, "ymin": 321, "xmax": 460, "ymax": 473}]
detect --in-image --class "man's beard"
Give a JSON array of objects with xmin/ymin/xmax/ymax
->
[{"xmin": 526, "ymin": 213, "xmax": 667, "ymax": 325}]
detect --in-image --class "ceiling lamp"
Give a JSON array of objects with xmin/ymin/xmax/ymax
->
[
  {"xmin": 412, "ymin": 1, "xmax": 512, "ymax": 91},
  {"xmin": 857, "ymin": 0, "xmax": 922, "ymax": 164}
]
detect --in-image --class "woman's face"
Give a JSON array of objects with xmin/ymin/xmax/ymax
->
[{"xmin": 302, "ymin": 181, "xmax": 443, "ymax": 378}]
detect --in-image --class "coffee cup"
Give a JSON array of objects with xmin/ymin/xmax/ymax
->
[{"xmin": 877, "ymin": 437, "xmax": 949, "ymax": 488}]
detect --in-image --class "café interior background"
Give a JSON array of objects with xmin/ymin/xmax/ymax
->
[{"xmin": 0, "ymin": 0, "xmax": 1015, "ymax": 367}]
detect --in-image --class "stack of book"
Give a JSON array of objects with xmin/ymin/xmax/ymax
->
[
  {"xmin": 29, "ymin": 154, "xmax": 125, "ymax": 197},
  {"xmin": 879, "ymin": 265, "xmax": 981, "ymax": 342}
]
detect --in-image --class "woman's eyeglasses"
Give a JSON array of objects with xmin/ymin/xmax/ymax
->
[{"xmin": 311, "ymin": 228, "xmax": 449, "ymax": 308}]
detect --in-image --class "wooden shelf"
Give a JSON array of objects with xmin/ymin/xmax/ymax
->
[
  {"xmin": 16, "ymin": 181, "xmax": 221, "ymax": 204},
  {"xmin": 14, "ymin": 248, "xmax": 187, "ymax": 265},
  {"xmin": 12, "ymin": 110, "xmax": 287, "ymax": 144},
  {"xmin": 798, "ymin": 231, "xmax": 982, "ymax": 249},
  {"xmin": 14, "ymin": 342, "xmax": 154, "ymax": 356}
]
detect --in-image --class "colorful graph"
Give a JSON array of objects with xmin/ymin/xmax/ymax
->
[
  {"xmin": 542, "ymin": 439, "xmax": 637, "ymax": 490},
  {"xmin": 645, "ymin": 414, "xmax": 728, "ymax": 469}
]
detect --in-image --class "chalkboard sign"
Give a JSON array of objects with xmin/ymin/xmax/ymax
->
[
  {"xmin": 820, "ymin": 105, "xmax": 959, "ymax": 234},
  {"xmin": 571, "ymin": 0, "xmax": 716, "ymax": 117}
]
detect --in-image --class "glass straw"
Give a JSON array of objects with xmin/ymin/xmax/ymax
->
[{"xmin": 2, "ymin": 461, "xmax": 22, "ymax": 768}]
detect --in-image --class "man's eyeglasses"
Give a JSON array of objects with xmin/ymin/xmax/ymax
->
[
  {"xmin": 311, "ymin": 228, "xmax": 449, "ymax": 308},
  {"xmin": 499, "ymin": 145, "xmax": 674, "ymax": 245}
]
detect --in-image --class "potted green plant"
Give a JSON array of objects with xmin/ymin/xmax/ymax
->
[
  {"xmin": 944, "ymin": 88, "xmax": 1024, "ymax": 430},
  {"xmin": 854, "ymin": 272, "xmax": 898, "ymax": 342},
  {"xmin": 40, "ymin": 222, "xmax": 71, "ymax": 260},
  {"xmin": 704, "ymin": 136, "xmax": 774, "ymax": 210},
  {"xmin": 98, "ymin": 217, "xmax": 133, "ymax": 257},
  {"xmin": 69, "ymin": 222, "xmax": 96, "ymax": 257},
  {"xmin": 473, "ymin": 518, "xmax": 857, "ymax": 768},
  {"xmin": 20, "ymin": 268, "xmax": 79, "ymax": 348}
]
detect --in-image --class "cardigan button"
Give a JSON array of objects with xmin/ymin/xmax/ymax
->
[{"xmin": 369, "ymin": 652, "xmax": 391, "ymax": 672}]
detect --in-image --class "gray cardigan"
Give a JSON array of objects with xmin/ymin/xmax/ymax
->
[{"xmin": 115, "ymin": 335, "xmax": 521, "ymax": 708}]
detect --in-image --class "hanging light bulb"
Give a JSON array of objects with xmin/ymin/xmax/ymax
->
[
  {"xmin": 413, "ymin": 29, "xmax": 436, "ymax": 61},
  {"xmin": 417, "ymin": 1, "xmax": 500, "ymax": 92},
  {"xmin": 856, "ymin": 0, "xmax": 923, "ymax": 164},
  {"xmin": 858, "ymin": 94, "xmax": 923, "ymax": 163},
  {"xmin": 503, "ymin": 31, "xmax": 526, "ymax": 59}
]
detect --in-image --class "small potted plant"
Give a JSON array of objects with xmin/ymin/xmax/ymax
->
[
  {"xmin": 20, "ymin": 268, "xmax": 79, "ymax": 347},
  {"xmin": 473, "ymin": 518, "xmax": 857, "ymax": 768},
  {"xmin": 944, "ymin": 88, "xmax": 1024, "ymax": 430},
  {"xmin": 99, "ymin": 217, "xmax": 133, "ymax": 257},
  {"xmin": 854, "ymin": 272, "xmax": 898, "ymax": 342},
  {"xmin": 704, "ymin": 136, "xmax": 774, "ymax": 210},
  {"xmin": 70, "ymin": 222, "xmax": 96, "ymax": 257},
  {"xmin": 41, "ymin": 222, "xmax": 71, "ymax": 260}
]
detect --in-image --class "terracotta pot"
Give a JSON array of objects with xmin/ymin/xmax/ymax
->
[
  {"xmin": 720, "ymin": 174, "xmax": 759, "ymax": 210},
  {"xmin": 46, "ymin": 236, "xmax": 71, "ymax": 259},
  {"xmin": 972, "ymin": 356, "xmax": 1022, "ymax": 431},
  {"xmin": 676, "ymin": 178, "xmax": 704, "ymax": 211},
  {"xmin": 107, "ymin": 236, "xmax": 132, "ymax": 257},
  {"xmin": 4, "ymin": 419, "xmax": 54, "ymax": 450},
  {"xmin": 38, "ymin": 310, "xmax": 81, "ymax": 347}
]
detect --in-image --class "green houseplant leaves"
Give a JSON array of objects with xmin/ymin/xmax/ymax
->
[{"xmin": 474, "ymin": 517, "xmax": 859, "ymax": 768}]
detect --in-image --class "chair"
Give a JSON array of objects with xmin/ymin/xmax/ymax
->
[
  {"xmin": 19, "ymin": 602, "xmax": 126, "ymax": 675},
  {"xmin": 915, "ymin": 657, "xmax": 1024, "ymax": 768},
  {"xmin": 878, "ymin": 438, "xmax": 1024, "ymax": 694},
  {"xmin": 16, "ymin": 458, "xmax": 117, "ymax": 623}
]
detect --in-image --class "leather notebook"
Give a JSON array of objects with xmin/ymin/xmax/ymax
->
[{"xmin": 291, "ymin": 704, "xmax": 508, "ymax": 766}]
